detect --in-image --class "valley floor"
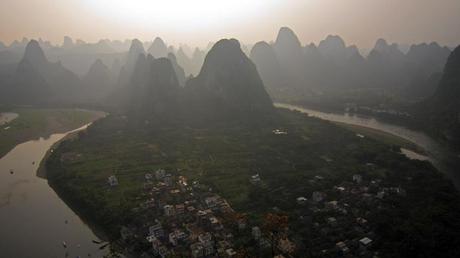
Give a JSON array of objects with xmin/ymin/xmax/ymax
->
[{"xmin": 45, "ymin": 109, "xmax": 460, "ymax": 257}]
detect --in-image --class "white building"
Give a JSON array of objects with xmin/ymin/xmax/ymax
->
[
  {"xmin": 190, "ymin": 243, "xmax": 204, "ymax": 258},
  {"xmin": 163, "ymin": 174, "xmax": 173, "ymax": 186},
  {"xmin": 296, "ymin": 197, "xmax": 308, "ymax": 205},
  {"xmin": 312, "ymin": 191, "xmax": 326, "ymax": 203},
  {"xmin": 250, "ymin": 174, "xmax": 261, "ymax": 185},
  {"xmin": 359, "ymin": 237, "xmax": 373, "ymax": 249},
  {"xmin": 252, "ymin": 226, "xmax": 262, "ymax": 240},
  {"xmin": 107, "ymin": 175, "xmax": 118, "ymax": 187},
  {"xmin": 327, "ymin": 217, "xmax": 337, "ymax": 227},
  {"xmin": 155, "ymin": 169, "xmax": 166, "ymax": 180},
  {"xmin": 352, "ymin": 174, "xmax": 362, "ymax": 184},
  {"xmin": 149, "ymin": 221, "xmax": 164, "ymax": 238},
  {"xmin": 199, "ymin": 233, "xmax": 214, "ymax": 256},
  {"xmin": 164, "ymin": 204, "xmax": 175, "ymax": 217},
  {"xmin": 225, "ymin": 248, "xmax": 237, "ymax": 257},
  {"xmin": 273, "ymin": 129, "xmax": 288, "ymax": 135}
]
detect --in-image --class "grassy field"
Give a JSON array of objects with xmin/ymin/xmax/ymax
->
[
  {"xmin": 46, "ymin": 109, "xmax": 438, "ymax": 230},
  {"xmin": 334, "ymin": 122, "xmax": 426, "ymax": 154},
  {"xmin": 44, "ymin": 108, "xmax": 460, "ymax": 258},
  {"xmin": 0, "ymin": 108, "xmax": 105, "ymax": 158}
]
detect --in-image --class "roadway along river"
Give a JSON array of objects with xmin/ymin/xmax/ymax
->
[
  {"xmin": 276, "ymin": 103, "xmax": 460, "ymax": 189},
  {"xmin": 0, "ymin": 124, "xmax": 108, "ymax": 258}
]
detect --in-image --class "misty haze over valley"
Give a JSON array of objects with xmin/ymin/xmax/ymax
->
[{"xmin": 1, "ymin": 1, "xmax": 460, "ymax": 258}]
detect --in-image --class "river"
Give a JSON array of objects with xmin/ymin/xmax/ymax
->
[
  {"xmin": 275, "ymin": 103, "xmax": 460, "ymax": 189},
  {"xmin": 0, "ymin": 124, "xmax": 108, "ymax": 258},
  {"xmin": 0, "ymin": 104, "xmax": 458, "ymax": 257}
]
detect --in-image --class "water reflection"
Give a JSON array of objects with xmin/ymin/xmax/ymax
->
[
  {"xmin": 0, "ymin": 125, "xmax": 107, "ymax": 258},
  {"xmin": 276, "ymin": 103, "xmax": 460, "ymax": 189}
]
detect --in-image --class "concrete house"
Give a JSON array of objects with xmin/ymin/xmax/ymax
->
[{"xmin": 107, "ymin": 175, "xmax": 118, "ymax": 187}]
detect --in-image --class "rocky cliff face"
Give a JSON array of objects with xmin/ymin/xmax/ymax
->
[
  {"xmin": 128, "ymin": 54, "xmax": 180, "ymax": 118},
  {"xmin": 250, "ymin": 41, "xmax": 284, "ymax": 91},
  {"xmin": 185, "ymin": 39, "xmax": 273, "ymax": 116},
  {"xmin": 417, "ymin": 45, "xmax": 460, "ymax": 146},
  {"xmin": 148, "ymin": 37, "xmax": 168, "ymax": 58},
  {"xmin": 12, "ymin": 40, "xmax": 83, "ymax": 104}
]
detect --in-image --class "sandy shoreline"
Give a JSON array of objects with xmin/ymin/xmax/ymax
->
[
  {"xmin": 36, "ymin": 117, "xmax": 111, "ymax": 243},
  {"xmin": 0, "ymin": 112, "xmax": 19, "ymax": 126},
  {"xmin": 37, "ymin": 123, "xmax": 92, "ymax": 179},
  {"xmin": 0, "ymin": 109, "xmax": 106, "ymax": 159}
]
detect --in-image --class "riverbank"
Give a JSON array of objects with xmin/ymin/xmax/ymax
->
[
  {"xmin": 0, "ymin": 108, "xmax": 106, "ymax": 158},
  {"xmin": 0, "ymin": 112, "xmax": 19, "ymax": 125},
  {"xmin": 37, "ymin": 123, "xmax": 92, "ymax": 178},
  {"xmin": 0, "ymin": 124, "xmax": 109, "ymax": 258},
  {"xmin": 275, "ymin": 103, "xmax": 429, "ymax": 151},
  {"xmin": 276, "ymin": 102, "xmax": 460, "ymax": 189},
  {"xmin": 37, "ymin": 121, "xmax": 113, "ymax": 241},
  {"xmin": 43, "ymin": 108, "xmax": 460, "ymax": 257},
  {"xmin": 36, "ymin": 114, "xmax": 111, "ymax": 243},
  {"xmin": 333, "ymin": 122, "xmax": 426, "ymax": 155}
]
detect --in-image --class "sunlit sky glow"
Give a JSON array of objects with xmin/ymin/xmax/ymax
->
[
  {"xmin": 84, "ymin": 0, "xmax": 280, "ymax": 28},
  {"xmin": 0, "ymin": 0, "xmax": 459, "ymax": 48}
]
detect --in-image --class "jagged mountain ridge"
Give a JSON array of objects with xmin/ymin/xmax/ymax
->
[
  {"xmin": 250, "ymin": 27, "xmax": 452, "ymax": 100},
  {"xmin": 418, "ymin": 45, "xmax": 460, "ymax": 146},
  {"xmin": 185, "ymin": 39, "xmax": 274, "ymax": 116}
]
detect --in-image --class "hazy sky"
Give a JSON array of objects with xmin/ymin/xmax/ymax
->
[{"xmin": 1, "ymin": 0, "xmax": 459, "ymax": 48}]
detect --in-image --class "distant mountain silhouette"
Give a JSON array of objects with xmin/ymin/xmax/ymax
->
[
  {"xmin": 110, "ymin": 58, "xmax": 122, "ymax": 82},
  {"xmin": 419, "ymin": 45, "xmax": 460, "ymax": 146},
  {"xmin": 191, "ymin": 47, "xmax": 206, "ymax": 75},
  {"xmin": 0, "ymin": 32, "xmax": 453, "ymax": 112},
  {"xmin": 20, "ymin": 40, "xmax": 48, "ymax": 69},
  {"xmin": 126, "ymin": 39, "xmax": 146, "ymax": 72},
  {"xmin": 186, "ymin": 39, "xmax": 273, "ymax": 117},
  {"xmin": 117, "ymin": 39, "xmax": 145, "ymax": 86},
  {"xmin": 148, "ymin": 37, "xmax": 168, "ymax": 58},
  {"xmin": 63, "ymin": 36, "xmax": 74, "ymax": 49},
  {"xmin": 247, "ymin": 27, "xmax": 451, "ymax": 101},
  {"xmin": 167, "ymin": 53, "xmax": 186, "ymax": 87},
  {"xmin": 128, "ymin": 54, "xmax": 180, "ymax": 119},
  {"xmin": 4, "ymin": 40, "xmax": 83, "ymax": 104},
  {"xmin": 430, "ymin": 46, "xmax": 460, "ymax": 102},
  {"xmin": 83, "ymin": 59, "xmax": 112, "ymax": 101},
  {"xmin": 365, "ymin": 39, "xmax": 409, "ymax": 90},
  {"xmin": 176, "ymin": 47, "xmax": 194, "ymax": 76},
  {"xmin": 404, "ymin": 42, "xmax": 452, "ymax": 98},
  {"xmin": 250, "ymin": 41, "xmax": 284, "ymax": 92},
  {"xmin": 273, "ymin": 27, "xmax": 306, "ymax": 89},
  {"xmin": 318, "ymin": 35, "xmax": 347, "ymax": 61},
  {"xmin": 9, "ymin": 38, "xmax": 29, "ymax": 50},
  {"xmin": 315, "ymin": 35, "xmax": 366, "ymax": 89}
]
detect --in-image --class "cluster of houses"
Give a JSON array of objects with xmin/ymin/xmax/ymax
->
[
  {"xmin": 112, "ymin": 169, "xmax": 267, "ymax": 257},
  {"xmin": 292, "ymin": 173, "xmax": 407, "ymax": 257},
  {"xmin": 111, "ymin": 168, "xmax": 301, "ymax": 258},
  {"xmin": 107, "ymin": 166, "xmax": 405, "ymax": 257}
]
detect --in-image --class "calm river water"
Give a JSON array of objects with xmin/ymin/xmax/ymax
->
[
  {"xmin": 0, "ymin": 124, "xmax": 107, "ymax": 258},
  {"xmin": 1, "ymin": 105, "xmax": 459, "ymax": 257},
  {"xmin": 275, "ymin": 103, "xmax": 460, "ymax": 189}
]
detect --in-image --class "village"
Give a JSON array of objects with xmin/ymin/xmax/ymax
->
[
  {"xmin": 108, "ymin": 168, "xmax": 292, "ymax": 258},
  {"xmin": 289, "ymin": 171, "xmax": 408, "ymax": 257},
  {"xmin": 104, "ymin": 161, "xmax": 408, "ymax": 258}
]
